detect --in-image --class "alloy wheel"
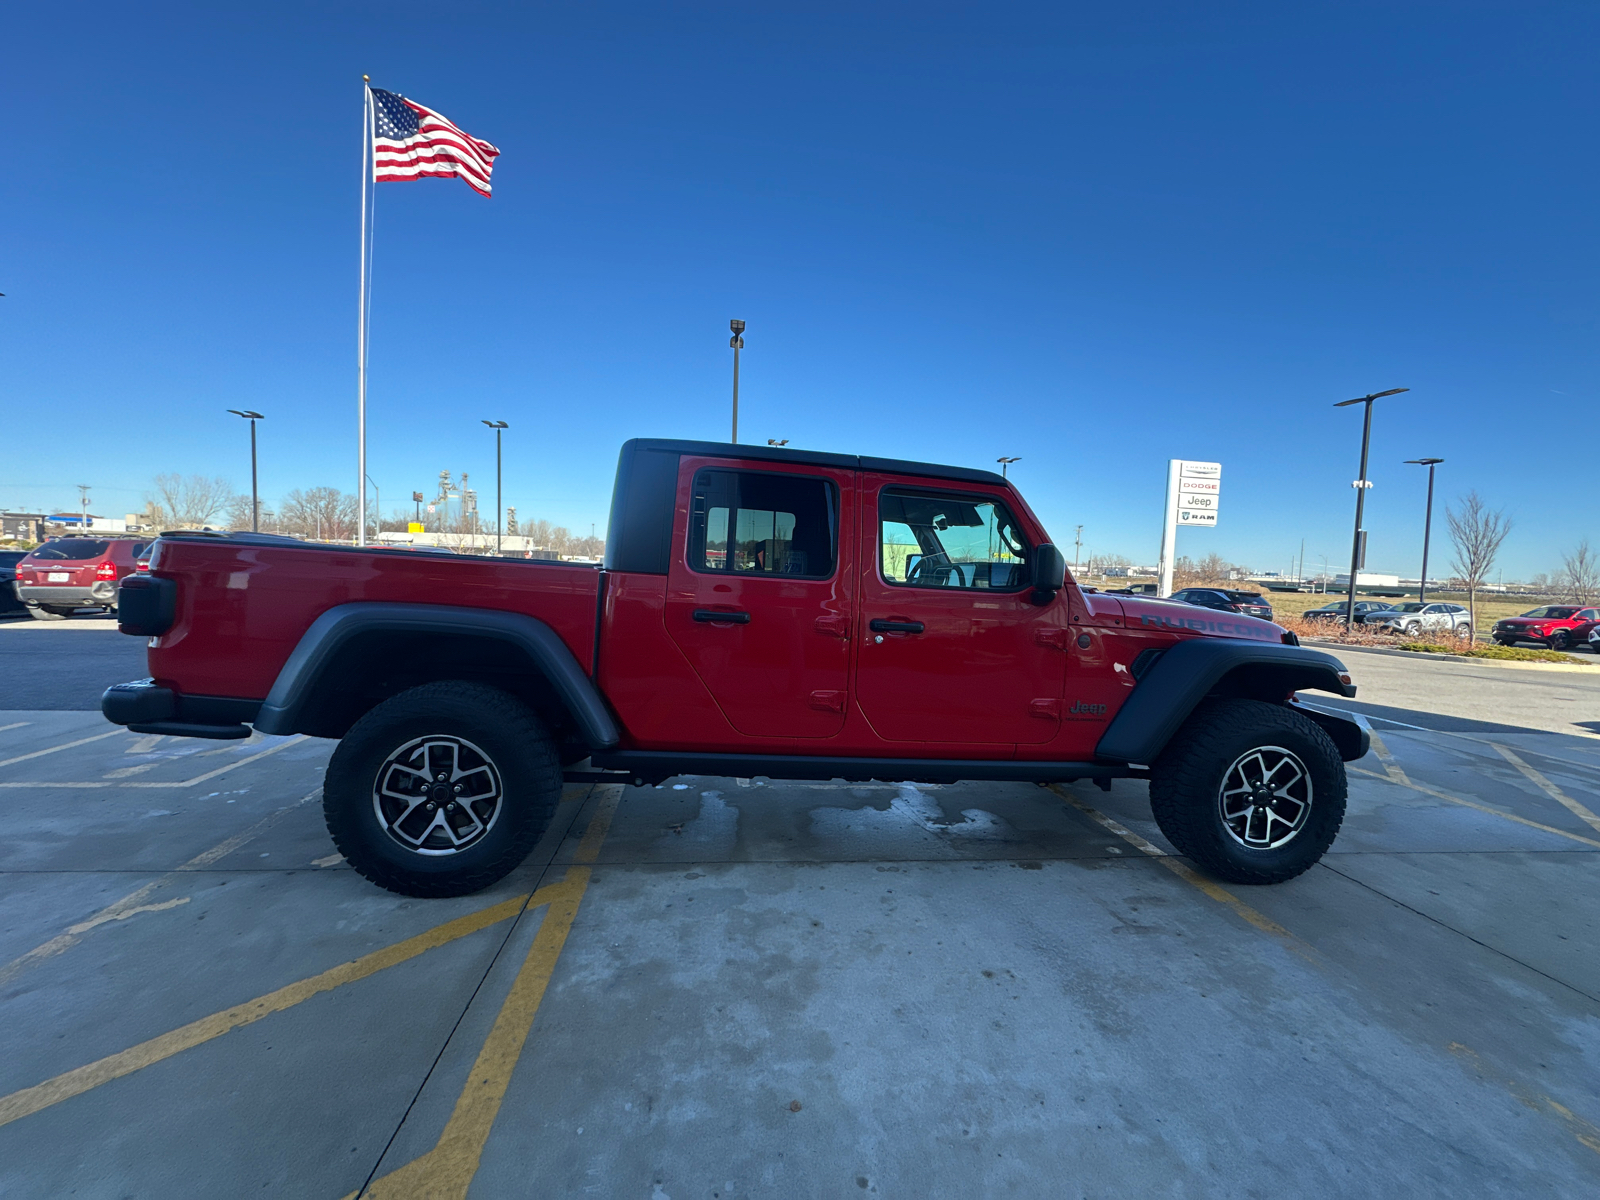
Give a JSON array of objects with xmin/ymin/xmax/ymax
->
[
  {"xmin": 372, "ymin": 735, "xmax": 505, "ymax": 855},
  {"xmin": 1217, "ymin": 745, "xmax": 1314, "ymax": 850}
]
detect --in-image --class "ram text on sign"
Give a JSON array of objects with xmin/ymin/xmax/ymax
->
[{"xmin": 1177, "ymin": 509, "xmax": 1218, "ymax": 526}]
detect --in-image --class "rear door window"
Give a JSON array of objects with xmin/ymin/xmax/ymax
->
[{"xmin": 688, "ymin": 469, "xmax": 837, "ymax": 578}]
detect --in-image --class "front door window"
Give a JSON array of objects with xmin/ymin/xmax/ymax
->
[{"xmin": 854, "ymin": 479, "xmax": 1067, "ymax": 746}]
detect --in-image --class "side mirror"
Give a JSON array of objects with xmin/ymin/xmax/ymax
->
[{"xmin": 1031, "ymin": 543, "xmax": 1067, "ymax": 603}]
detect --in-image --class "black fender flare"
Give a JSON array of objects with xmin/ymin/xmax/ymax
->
[
  {"xmin": 1095, "ymin": 637, "xmax": 1359, "ymax": 764},
  {"xmin": 251, "ymin": 602, "xmax": 620, "ymax": 748}
]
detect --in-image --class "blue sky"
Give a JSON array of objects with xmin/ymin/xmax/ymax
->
[{"xmin": 3, "ymin": 2, "xmax": 1594, "ymax": 579}]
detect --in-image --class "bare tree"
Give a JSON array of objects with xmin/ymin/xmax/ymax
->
[
  {"xmin": 1558, "ymin": 539, "xmax": 1600, "ymax": 605},
  {"xmin": 278, "ymin": 487, "xmax": 358, "ymax": 542},
  {"xmin": 146, "ymin": 474, "xmax": 237, "ymax": 529},
  {"xmin": 1446, "ymin": 491, "xmax": 1513, "ymax": 637}
]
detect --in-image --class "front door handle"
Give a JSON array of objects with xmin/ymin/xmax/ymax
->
[
  {"xmin": 693, "ymin": 609, "xmax": 751, "ymax": 624},
  {"xmin": 869, "ymin": 618, "xmax": 925, "ymax": 634}
]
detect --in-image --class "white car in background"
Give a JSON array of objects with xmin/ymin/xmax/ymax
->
[{"xmin": 1361, "ymin": 602, "xmax": 1474, "ymax": 638}]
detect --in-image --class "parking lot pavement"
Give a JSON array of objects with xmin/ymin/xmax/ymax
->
[
  {"xmin": 1, "ymin": 680, "xmax": 1598, "ymax": 1194},
  {"xmin": 0, "ymin": 622, "xmax": 148, "ymax": 710}
]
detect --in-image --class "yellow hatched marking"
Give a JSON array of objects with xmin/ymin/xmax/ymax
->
[
  {"xmin": 357, "ymin": 786, "xmax": 622, "ymax": 1200},
  {"xmin": 1349, "ymin": 766, "xmax": 1600, "ymax": 849},
  {"xmin": 0, "ymin": 735, "xmax": 304, "ymax": 788},
  {"xmin": 1489, "ymin": 743, "xmax": 1600, "ymax": 835},
  {"xmin": 0, "ymin": 787, "xmax": 324, "ymax": 988},
  {"xmin": 0, "ymin": 729, "xmax": 122, "ymax": 769}
]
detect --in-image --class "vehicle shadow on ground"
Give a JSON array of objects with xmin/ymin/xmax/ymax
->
[{"xmin": 1312, "ymin": 695, "xmax": 1600, "ymax": 742}]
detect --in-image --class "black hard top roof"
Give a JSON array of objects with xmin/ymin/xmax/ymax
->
[{"xmin": 623, "ymin": 438, "xmax": 1010, "ymax": 487}]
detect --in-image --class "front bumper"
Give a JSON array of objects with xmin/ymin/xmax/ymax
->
[{"xmin": 102, "ymin": 679, "xmax": 261, "ymax": 740}]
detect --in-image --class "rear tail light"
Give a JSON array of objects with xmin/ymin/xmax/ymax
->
[{"xmin": 95, "ymin": 562, "xmax": 118, "ymax": 581}]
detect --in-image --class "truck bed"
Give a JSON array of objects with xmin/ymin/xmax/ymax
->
[{"xmin": 146, "ymin": 537, "xmax": 602, "ymax": 700}]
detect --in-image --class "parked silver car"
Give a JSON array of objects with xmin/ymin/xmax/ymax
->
[{"xmin": 1361, "ymin": 602, "xmax": 1473, "ymax": 638}]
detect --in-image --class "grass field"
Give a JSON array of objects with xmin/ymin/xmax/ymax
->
[{"xmin": 1082, "ymin": 576, "xmax": 1572, "ymax": 642}]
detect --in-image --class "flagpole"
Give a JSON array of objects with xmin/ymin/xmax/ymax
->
[{"xmin": 357, "ymin": 76, "xmax": 372, "ymax": 546}]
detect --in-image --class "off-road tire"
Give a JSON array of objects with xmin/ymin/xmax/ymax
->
[
  {"xmin": 324, "ymin": 681, "xmax": 562, "ymax": 897},
  {"xmin": 1149, "ymin": 699, "xmax": 1346, "ymax": 885},
  {"xmin": 26, "ymin": 606, "xmax": 69, "ymax": 621}
]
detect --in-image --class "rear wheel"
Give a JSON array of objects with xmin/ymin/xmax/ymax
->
[
  {"xmin": 324, "ymin": 681, "xmax": 563, "ymax": 897},
  {"xmin": 26, "ymin": 605, "xmax": 70, "ymax": 621},
  {"xmin": 1149, "ymin": 699, "xmax": 1346, "ymax": 885}
]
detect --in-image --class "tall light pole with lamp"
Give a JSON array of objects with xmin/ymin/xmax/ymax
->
[
  {"xmin": 1333, "ymin": 388, "xmax": 1408, "ymax": 627},
  {"xmin": 1403, "ymin": 457, "xmax": 1444, "ymax": 603},
  {"xmin": 226, "ymin": 410, "xmax": 265, "ymax": 532},
  {"xmin": 996, "ymin": 456, "xmax": 1020, "ymax": 479},
  {"xmin": 482, "ymin": 420, "xmax": 508, "ymax": 555},
  {"xmin": 728, "ymin": 320, "xmax": 746, "ymax": 442}
]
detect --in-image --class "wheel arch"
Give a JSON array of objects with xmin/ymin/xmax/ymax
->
[
  {"xmin": 1096, "ymin": 637, "xmax": 1359, "ymax": 765},
  {"xmin": 253, "ymin": 602, "xmax": 621, "ymax": 749}
]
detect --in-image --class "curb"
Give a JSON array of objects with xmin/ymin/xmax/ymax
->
[{"xmin": 1302, "ymin": 637, "xmax": 1599, "ymax": 674}]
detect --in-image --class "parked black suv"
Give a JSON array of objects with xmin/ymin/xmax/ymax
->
[
  {"xmin": 1303, "ymin": 600, "xmax": 1390, "ymax": 625},
  {"xmin": 1169, "ymin": 588, "xmax": 1274, "ymax": 620}
]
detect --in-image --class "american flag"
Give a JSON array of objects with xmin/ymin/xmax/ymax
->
[{"xmin": 370, "ymin": 88, "xmax": 500, "ymax": 197}]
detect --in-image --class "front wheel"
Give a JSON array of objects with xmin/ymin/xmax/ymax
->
[
  {"xmin": 324, "ymin": 681, "xmax": 563, "ymax": 897},
  {"xmin": 1149, "ymin": 699, "xmax": 1347, "ymax": 885},
  {"xmin": 1551, "ymin": 631, "xmax": 1571, "ymax": 651}
]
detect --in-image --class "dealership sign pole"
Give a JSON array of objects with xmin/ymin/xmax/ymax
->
[{"xmin": 1157, "ymin": 460, "xmax": 1221, "ymax": 597}]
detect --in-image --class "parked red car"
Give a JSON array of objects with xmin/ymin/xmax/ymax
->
[
  {"xmin": 1491, "ymin": 606, "xmax": 1600, "ymax": 651},
  {"xmin": 14, "ymin": 537, "xmax": 146, "ymax": 620}
]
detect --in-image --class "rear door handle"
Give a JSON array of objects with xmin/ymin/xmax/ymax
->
[
  {"xmin": 869, "ymin": 618, "xmax": 925, "ymax": 634},
  {"xmin": 693, "ymin": 609, "xmax": 751, "ymax": 624}
]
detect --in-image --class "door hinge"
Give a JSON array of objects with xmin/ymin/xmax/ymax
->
[
  {"xmin": 809, "ymin": 689, "xmax": 847, "ymax": 713},
  {"xmin": 1029, "ymin": 698, "xmax": 1062, "ymax": 719}
]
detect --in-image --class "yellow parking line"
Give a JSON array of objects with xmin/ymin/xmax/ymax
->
[
  {"xmin": 0, "ymin": 729, "xmax": 122, "ymax": 769},
  {"xmin": 1489, "ymin": 743, "xmax": 1600, "ymax": 835},
  {"xmin": 0, "ymin": 890, "xmax": 553, "ymax": 1129},
  {"xmin": 357, "ymin": 785, "xmax": 623, "ymax": 1200},
  {"xmin": 1349, "ymin": 766, "xmax": 1600, "ymax": 849},
  {"xmin": 1449, "ymin": 1043, "xmax": 1600, "ymax": 1157},
  {"xmin": 0, "ymin": 735, "xmax": 305, "ymax": 788},
  {"xmin": 1048, "ymin": 785, "xmax": 1315, "ymax": 961}
]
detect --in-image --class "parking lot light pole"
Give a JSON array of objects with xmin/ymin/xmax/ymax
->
[
  {"xmin": 997, "ymin": 456, "xmax": 1020, "ymax": 479},
  {"xmin": 1334, "ymin": 388, "xmax": 1408, "ymax": 628},
  {"xmin": 227, "ymin": 410, "xmax": 265, "ymax": 532},
  {"xmin": 1404, "ymin": 457, "xmax": 1444, "ymax": 603},
  {"xmin": 729, "ymin": 320, "xmax": 745, "ymax": 443},
  {"xmin": 482, "ymin": 420, "xmax": 508, "ymax": 555}
]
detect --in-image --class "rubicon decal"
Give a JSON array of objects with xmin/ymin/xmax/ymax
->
[{"xmin": 1139, "ymin": 613, "xmax": 1277, "ymax": 640}]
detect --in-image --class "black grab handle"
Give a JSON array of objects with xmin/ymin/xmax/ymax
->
[
  {"xmin": 869, "ymin": 618, "xmax": 925, "ymax": 634},
  {"xmin": 693, "ymin": 609, "xmax": 751, "ymax": 624}
]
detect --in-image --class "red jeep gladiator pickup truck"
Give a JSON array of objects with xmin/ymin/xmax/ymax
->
[{"xmin": 103, "ymin": 438, "xmax": 1365, "ymax": 897}]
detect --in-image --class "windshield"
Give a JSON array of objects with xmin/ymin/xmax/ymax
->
[
  {"xmin": 28, "ymin": 539, "xmax": 110, "ymax": 561},
  {"xmin": 1520, "ymin": 607, "xmax": 1577, "ymax": 619},
  {"xmin": 1387, "ymin": 603, "xmax": 1425, "ymax": 613}
]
